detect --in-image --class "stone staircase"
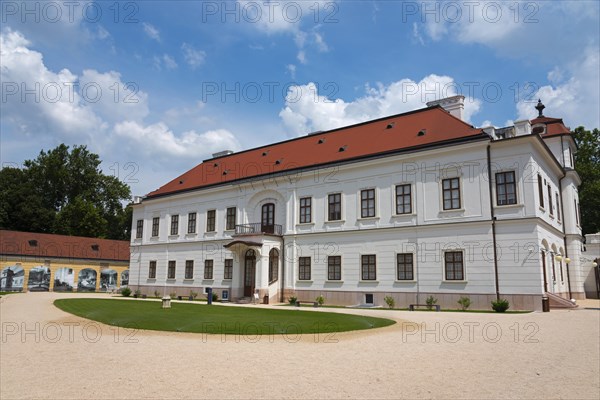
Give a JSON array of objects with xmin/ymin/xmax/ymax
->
[
  {"xmin": 235, "ymin": 297, "xmax": 253, "ymax": 304},
  {"xmin": 546, "ymin": 292, "xmax": 578, "ymax": 309}
]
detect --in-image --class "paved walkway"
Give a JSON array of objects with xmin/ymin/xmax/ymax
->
[{"xmin": 1, "ymin": 292, "xmax": 599, "ymax": 399}]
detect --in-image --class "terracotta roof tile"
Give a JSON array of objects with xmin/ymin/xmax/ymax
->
[
  {"xmin": 0, "ymin": 230, "xmax": 130, "ymax": 262},
  {"xmin": 531, "ymin": 116, "xmax": 571, "ymax": 137},
  {"xmin": 147, "ymin": 106, "xmax": 484, "ymax": 198}
]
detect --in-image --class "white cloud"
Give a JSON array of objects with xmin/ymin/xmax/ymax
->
[
  {"xmin": 237, "ymin": 0, "xmax": 332, "ymax": 65},
  {"xmin": 78, "ymin": 69, "xmax": 149, "ymax": 123},
  {"xmin": 0, "ymin": 29, "xmax": 105, "ymax": 138},
  {"xmin": 412, "ymin": 23, "xmax": 425, "ymax": 45},
  {"xmin": 279, "ymin": 76, "xmax": 482, "ymax": 136},
  {"xmin": 297, "ymin": 50, "xmax": 307, "ymax": 64},
  {"xmin": 286, "ymin": 64, "xmax": 297, "ymax": 79},
  {"xmin": 162, "ymin": 54, "xmax": 178, "ymax": 69},
  {"xmin": 516, "ymin": 46, "xmax": 599, "ymax": 129},
  {"xmin": 143, "ymin": 23, "xmax": 161, "ymax": 41},
  {"xmin": 181, "ymin": 43, "xmax": 206, "ymax": 69},
  {"xmin": 313, "ymin": 32, "xmax": 329, "ymax": 52},
  {"xmin": 417, "ymin": 1, "xmax": 599, "ymax": 63},
  {"xmin": 1, "ymin": 29, "xmax": 244, "ymax": 195},
  {"xmin": 113, "ymin": 122, "xmax": 241, "ymax": 158}
]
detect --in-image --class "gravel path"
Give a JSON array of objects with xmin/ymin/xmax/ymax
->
[{"xmin": 1, "ymin": 292, "xmax": 599, "ymax": 399}]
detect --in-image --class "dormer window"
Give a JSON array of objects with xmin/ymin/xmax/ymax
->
[{"xmin": 532, "ymin": 124, "xmax": 545, "ymax": 135}]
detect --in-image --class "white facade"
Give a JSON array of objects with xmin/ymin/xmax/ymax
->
[{"xmin": 129, "ymin": 101, "xmax": 585, "ymax": 310}]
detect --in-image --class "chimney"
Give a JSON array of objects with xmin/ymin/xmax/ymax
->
[
  {"xmin": 426, "ymin": 95, "xmax": 465, "ymax": 121},
  {"xmin": 513, "ymin": 119, "xmax": 532, "ymax": 136},
  {"xmin": 211, "ymin": 150, "xmax": 234, "ymax": 158}
]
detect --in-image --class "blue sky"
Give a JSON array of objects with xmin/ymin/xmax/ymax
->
[{"xmin": 1, "ymin": 1, "xmax": 599, "ymax": 197}]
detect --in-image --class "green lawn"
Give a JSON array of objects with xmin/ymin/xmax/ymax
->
[
  {"xmin": 0, "ymin": 291, "xmax": 22, "ymax": 296},
  {"xmin": 54, "ymin": 299, "xmax": 396, "ymax": 335}
]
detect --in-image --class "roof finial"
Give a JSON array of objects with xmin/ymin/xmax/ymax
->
[{"xmin": 535, "ymin": 99, "xmax": 545, "ymax": 118}]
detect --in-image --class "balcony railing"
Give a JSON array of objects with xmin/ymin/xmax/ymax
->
[{"xmin": 234, "ymin": 223, "xmax": 282, "ymax": 236}]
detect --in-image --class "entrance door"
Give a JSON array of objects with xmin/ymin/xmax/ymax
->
[
  {"xmin": 244, "ymin": 249, "xmax": 256, "ymax": 297},
  {"xmin": 261, "ymin": 203, "xmax": 275, "ymax": 234}
]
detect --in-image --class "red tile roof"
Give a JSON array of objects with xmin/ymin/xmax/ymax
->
[
  {"xmin": 147, "ymin": 106, "xmax": 485, "ymax": 198},
  {"xmin": 0, "ymin": 230, "xmax": 130, "ymax": 262},
  {"xmin": 531, "ymin": 116, "xmax": 571, "ymax": 137}
]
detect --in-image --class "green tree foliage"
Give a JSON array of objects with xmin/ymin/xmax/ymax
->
[
  {"xmin": 0, "ymin": 144, "xmax": 132, "ymax": 239},
  {"xmin": 572, "ymin": 127, "xmax": 600, "ymax": 235}
]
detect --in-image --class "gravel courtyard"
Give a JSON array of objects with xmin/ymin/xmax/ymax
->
[{"xmin": 1, "ymin": 292, "xmax": 598, "ymax": 399}]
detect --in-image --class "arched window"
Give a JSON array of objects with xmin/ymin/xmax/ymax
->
[{"xmin": 269, "ymin": 248, "xmax": 279, "ymax": 284}]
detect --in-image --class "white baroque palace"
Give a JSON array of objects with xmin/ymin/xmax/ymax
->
[{"xmin": 129, "ymin": 96, "xmax": 585, "ymax": 310}]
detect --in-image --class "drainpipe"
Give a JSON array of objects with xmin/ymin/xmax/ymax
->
[
  {"xmin": 280, "ymin": 235, "xmax": 286, "ymax": 303},
  {"xmin": 487, "ymin": 144, "xmax": 501, "ymax": 300}
]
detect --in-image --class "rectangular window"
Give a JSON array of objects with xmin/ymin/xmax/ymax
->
[
  {"xmin": 135, "ymin": 219, "xmax": 143, "ymax": 239},
  {"xmin": 442, "ymin": 178, "xmax": 461, "ymax": 210},
  {"xmin": 167, "ymin": 261, "xmax": 176, "ymax": 279},
  {"xmin": 328, "ymin": 193, "xmax": 342, "ymax": 221},
  {"xmin": 152, "ymin": 217, "xmax": 160, "ymax": 237},
  {"xmin": 170, "ymin": 214, "xmax": 179, "ymax": 235},
  {"xmin": 327, "ymin": 256, "xmax": 341, "ymax": 280},
  {"xmin": 224, "ymin": 259, "xmax": 233, "ymax": 280},
  {"xmin": 556, "ymin": 193, "xmax": 561, "ymax": 221},
  {"xmin": 148, "ymin": 261, "xmax": 156, "ymax": 279},
  {"xmin": 187, "ymin": 212, "xmax": 197, "ymax": 234},
  {"xmin": 204, "ymin": 260, "xmax": 213, "ymax": 280},
  {"xmin": 361, "ymin": 189, "xmax": 376, "ymax": 218},
  {"xmin": 299, "ymin": 257, "xmax": 311, "ymax": 280},
  {"xmin": 547, "ymin": 185, "xmax": 554, "ymax": 216},
  {"xmin": 395, "ymin": 184, "xmax": 412, "ymax": 214},
  {"xmin": 444, "ymin": 251, "xmax": 464, "ymax": 281},
  {"xmin": 538, "ymin": 174, "xmax": 545, "ymax": 208},
  {"xmin": 226, "ymin": 207, "xmax": 236, "ymax": 230},
  {"xmin": 496, "ymin": 171, "xmax": 517, "ymax": 205},
  {"xmin": 361, "ymin": 254, "xmax": 376, "ymax": 280},
  {"xmin": 575, "ymin": 200, "xmax": 580, "ymax": 226},
  {"xmin": 299, "ymin": 197, "xmax": 312, "ymax": 223},
  {"xmin": 185, "ymin": 260, "xmax": 194, "ymax": 279},
  {"xmin": 206, "ymin": 210, "xmax": 216, "ymax": 232},
  {"xmin": 396, "ymin": 253, "xmax": 414, "ymax": 280}
]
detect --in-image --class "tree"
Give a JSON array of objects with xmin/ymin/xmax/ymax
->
[
  {"xmin": 572, "ymin": 126, "xmax": 600, "ymax": 235},
  {"xmin": 0, "ymin": 144, "xmax": 132, "ymax": 240}
]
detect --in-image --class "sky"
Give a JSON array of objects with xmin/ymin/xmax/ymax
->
[{"xmin": 1, "ymin": 0, "xmax": 599, "ymax": 197}]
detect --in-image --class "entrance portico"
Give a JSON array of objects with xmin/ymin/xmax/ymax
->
[{"xmin": 224, "ymin": 230, "xmax": 282, "ymax": 303}]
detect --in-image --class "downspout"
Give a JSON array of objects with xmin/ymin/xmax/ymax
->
[
  {"xmin": 280, "ymin": 235, "xmax": 285, "ymax": 303},
  {"xmin": 487, "ymin": 144, "xmax": 501, "ymax": 300}
]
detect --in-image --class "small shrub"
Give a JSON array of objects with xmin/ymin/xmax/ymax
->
[
  {"xmin": 457, "ymin": 296, "xmax": 471, "ymax": 311},
  {"xmin": 288, "ymin": 296, "xmax": 298, "ymax": 305},
  {"xmin": 133, "ymin": 289, "xmax": 141, "ymax": 298},
  {"xmin": 154, "ymin": 290, "xmax": 160, "ymax": 298},
  {"xmin": 212, "ymin": 292, "xmax": 219, "ymax": 302},
  {"xmin": 169, "ymin": 292, "xmax": 177, "ymax": 299},
  {"xmin": 190, "ymin": 291, "xmax": 198, "ymax": 299},
  {"xmin": 491, "ymin": 298, "xmax": 510, "ymax": 312},
  {"xmin": 120, "ymin": 287, "xmax": 131, "ymax": 297},
  {"xmin": 316, "ymin": 295, "xmax": 325, "ymax": 306},
  {"xmin": 425, "ymin": 295, "xmax": 438, "ymax": 310},
  {"xmin": 384, "ymin": 296, "xmax": 395, "ymax": 309}
]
